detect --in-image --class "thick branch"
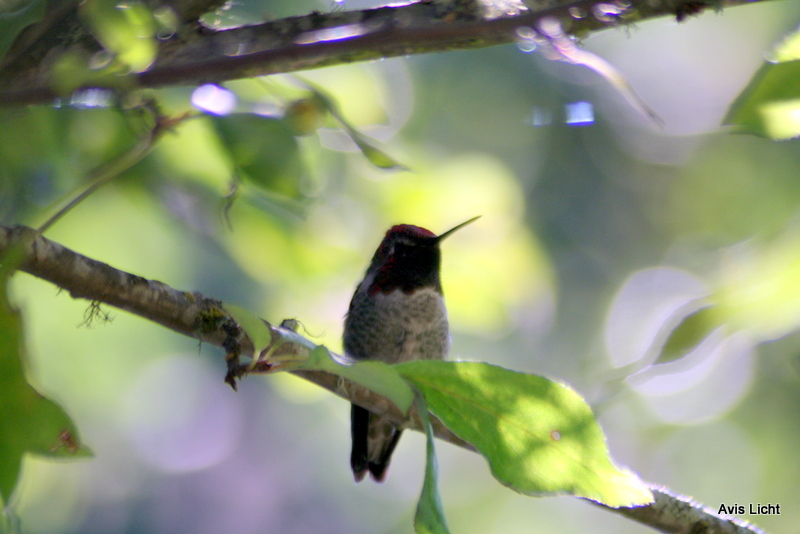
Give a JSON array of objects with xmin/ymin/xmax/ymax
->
[
  {"xmin": 0, "ymin": 0, "xmax": 766, "ymax": 107},
  {"xmin": 0, "ymin": 223, "xmax": 766, "ymax": 534},
  {"xmin": 0, "ymin": 224, "xmax": 467, "ymax": 446}
]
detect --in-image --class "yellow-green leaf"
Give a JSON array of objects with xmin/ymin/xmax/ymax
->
[
  {"xmin": 413, "ymin": 390, "xmax": 450, "ymax": 534},
  {"xmin": 302, "ymin": 346, "xmax": 414, "ymax": 413},
  {"xmin": 293, "ymin": 79, "xmax": 406, "ymax": 169},
  {"xmin": 224, "ymin": 304, "xmax": 274, "ymax": 356},
  {"xmin": 80, "ymin": 0, "xmax": 156, "ymax": 73},
  {"xmin": 397, "ymin": 361, "xmax": 652, "ymax": 507},
  {"xmin": 725, "ymin": 27, "xmax": 800, "ymax": 139}
]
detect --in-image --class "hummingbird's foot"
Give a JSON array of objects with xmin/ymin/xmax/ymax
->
[{"xmin": 224, "ymin": 357, "xmax": 240, "ymax": 391}]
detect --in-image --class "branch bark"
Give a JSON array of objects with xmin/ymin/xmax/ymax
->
[
  {"xmin": 0, "ymin": 0, "xmax": 766, "ymax": 107},
  {"xmin": 0, "ymin": 223, "xmax": 766, "ymax": 534},
  {"xmin": 0, "ymin": 224, "xmax": 469, "ymax": 446}
]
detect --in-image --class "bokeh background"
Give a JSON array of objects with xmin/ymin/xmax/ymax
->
[{"xmin": 2, "ymin": 0, "xmax": 800, "ymax": 532}]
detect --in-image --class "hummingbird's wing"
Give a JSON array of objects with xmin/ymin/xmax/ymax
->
[{"xmin": 350, "ymin": 404, "xmax": 403, "ymax": 482}]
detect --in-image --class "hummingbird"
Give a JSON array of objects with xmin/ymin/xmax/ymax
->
[{"xmin": 344, "ymin": 217, "xmax": 479, "ymax": 482}]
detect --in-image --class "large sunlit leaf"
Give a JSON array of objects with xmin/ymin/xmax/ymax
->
[
  {"xmin": 413, "ymin": 390, "xmax": 450, "ymax": 534},
  {"xmin": 0, "ymin": 279, "xmax": 91, "ymax": 505},
  {"xmin": 302, "ymin": 346, "xmax": 414, "ymax": 414},
  {"xmin": 210, "ymin": 114, "xmax": 304, "ymax": 198},
  {"xmin": 725, "ymin": 28, "xmax": 800, "ymax": 139},
  {"xmin": 397, "ymin": 361, "xmax": 652, "ymax": 507}
]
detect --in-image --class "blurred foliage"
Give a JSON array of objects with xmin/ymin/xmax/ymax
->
[
  {"xmin": 44, "ymin": 0, "xmax": 160, "ymax": 96},
  {"xmin": 211, "ymin": 113, "xmax": 304, "ymax": 198},
  {"xmin": 0, "ymin": 277, "xmax": 90, "ymax": 507},
  {"xmin": 726, "ymin": 26, "xmax": 800, "ymax": 139},
  {"xmin": 79, "ymin": 0, "xmax": 157, "ymax": 74},
  {"xmin": 1, "ymin": 0, "xmax": 800, "ymax": 533},
  {"xmin": 657, "ymin": 306, "xmax": 717, "ymax": 364},
  {"xmin": 715, "ymin": 226, "xmax": 800, "ymax": 341},
  {"xmin": 0, "ymin": 0, "xmax": 46, "ymax": 61},
  {"xmin": 299, "ymin": 84, "xmax": 407, "ymax": 169}
]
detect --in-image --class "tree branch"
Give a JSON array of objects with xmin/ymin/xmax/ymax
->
[
  {"xmin": 0, "ymin": 223, "xmax": 766, "ymax": 534},
  {"xmin": 0, "ymin": 0, "xmax": 766, "ymax": 107},
  {"xmin": 0, "ymin": 224, "xmax": 468, "ymax": 446}
]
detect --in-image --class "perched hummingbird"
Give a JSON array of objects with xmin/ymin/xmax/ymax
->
[{"xmin": 344, "ymin": 217, "xmax": 479, "ymax": 482}]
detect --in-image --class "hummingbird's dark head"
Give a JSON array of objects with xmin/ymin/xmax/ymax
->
[{"xmin": 366, "ymin": 217, "xmax": 479, "ymax": 296}]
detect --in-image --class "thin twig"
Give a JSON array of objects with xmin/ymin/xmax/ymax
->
[{"xmin": 36, "ymin": 108, "xmax": 192, "ymax": 234}]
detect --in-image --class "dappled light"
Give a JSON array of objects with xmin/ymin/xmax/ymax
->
[
  {"xmin": 1, "ymin": 1, "xmax": 799, "ymax": 533},
  {"xmin": 192, "ymin": 84, "xmax": 238, "ymax": 115}
]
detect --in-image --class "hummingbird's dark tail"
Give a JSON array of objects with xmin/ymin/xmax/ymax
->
[
  {"xmin": 350, "ymin": 404, "xmax": 370, "ymax": 482},
  {"xmin": 350, "ymin": 404, "xmax": 403, "ymax": 482}
]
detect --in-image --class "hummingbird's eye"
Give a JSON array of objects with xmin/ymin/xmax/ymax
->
[{"xmin": 394, "ymin": 242, "xmax": 415, "ymax": 257}]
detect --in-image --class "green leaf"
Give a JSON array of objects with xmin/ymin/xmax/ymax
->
[
  {"xmin": 714, "ymin": 230, "xmax": 800, "ymax": 341},
  {"xmin": 772, "ymin": 26, "xmax": 800, "ymax": 62},
  {"xmin": 302, "ymin": 346, "xmax": 414, "ymax": 413},
  {"xmin": 0, "ymin": 279, "xmax": 91, "ymax": 505},
  {"xmin": 413, "ymin": 390, "xmax": 450, "ymax": 534},
  {"xmin": 725, "ymin": 28, "xmax": 800, "ymax": 139},
  {"xmin": 210, "ymin": 114, "xmax": 304, "ymax": 198},
  {"xmin": 350, "ymin": 136, "xmax": 407, "ymax": 170},
  {"xmin": 282, "ymin": 96, "xmax": 327, "ymax": 136},
  {"xmin": 0, "ymin": 0, "xmax": 47, "ymax": 64},
  {"xmin": 293, "ymin": 80, "xmax": 406, "ymax": 170},
  {"xmin": 50, "ymin": 50, "xmax": 136, "ymax": 96},
  {"xmin": 397, "ymin": 361, "xmax": 653, "ymax": 508},
  {"xmin": 657, "ymin": 305, "xmax": 718, "ymax": 364},
  {"xmin": 224, "ymin": 304, "xmax": 274, "ymax": 356},
  {"xmin": 80, "ymin": 0, "xmax": 157, "ymax": 72}
]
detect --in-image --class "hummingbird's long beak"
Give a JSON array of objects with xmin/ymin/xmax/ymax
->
[{"xmin": 434, "ymin": 216, "xmax": 481, "ymax": 243}]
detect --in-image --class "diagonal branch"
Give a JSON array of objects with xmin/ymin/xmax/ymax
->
[
  {"xmin": 0, "ymin": 224, "xmax": 468, "ymax": 446},
  {"xmin": 0, "ymin": 223, "xmax": 766, "ymax": 534},
  {"xmin": 0, "ymin": 0, "xmax": 766, "ymax": 107}
]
